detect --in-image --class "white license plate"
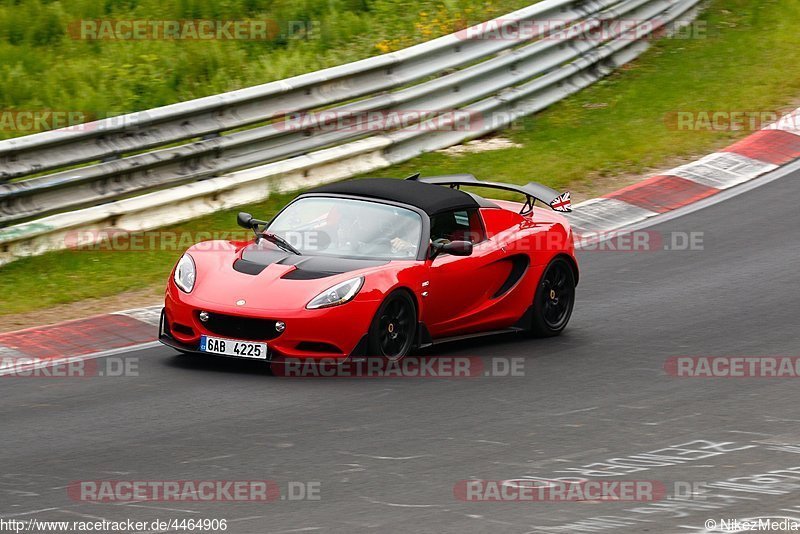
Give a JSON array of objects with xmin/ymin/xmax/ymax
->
[{"xmin": 200, "ymin": 335, "xmax": 267, "ymax": 360}]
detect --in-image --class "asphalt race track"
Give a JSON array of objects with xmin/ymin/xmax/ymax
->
[{"xmin": 2, "ymin": 165, "xmax": 799, "ymax": 533}]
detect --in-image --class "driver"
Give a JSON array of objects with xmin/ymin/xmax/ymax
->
[{"xmin": 390, "ymin": 219, "xmax": 419, "ymax": 257}]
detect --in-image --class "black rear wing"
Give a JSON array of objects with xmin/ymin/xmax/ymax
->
[{"xmin": 407, "ymin": 173, "xmax": 571, "ymax": 214}]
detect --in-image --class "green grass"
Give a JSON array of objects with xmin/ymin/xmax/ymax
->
[
  {"xmin": 0, "ymin": 0, "xmax": 532, "ymax": 139},
  {"xmin": 2, "ymin": 0, "xmax": 800, "ymax": 316}
]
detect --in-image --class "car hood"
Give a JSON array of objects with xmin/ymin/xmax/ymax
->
[{"xmin": 186, "ymin": 241, "xmax": 390, "ymax": 311}]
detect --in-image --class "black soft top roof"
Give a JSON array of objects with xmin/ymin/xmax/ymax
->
[{"xmin": 307, "ymin": 178, "xmax": 479, "ymax": 216}]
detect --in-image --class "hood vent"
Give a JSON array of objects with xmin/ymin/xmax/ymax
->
[{"xmin": 234, "ymin": 242, "xmax": 390, "ymax": 278}]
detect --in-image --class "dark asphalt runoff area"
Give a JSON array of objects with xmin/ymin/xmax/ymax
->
[{"xmin": 2, "ymin": 165, "xmax": 799, "ymax": 533}]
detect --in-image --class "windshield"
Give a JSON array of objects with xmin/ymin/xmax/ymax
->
[{"xmin": 268, "ymin": 197, "xmax": 423, "ymax": 260}]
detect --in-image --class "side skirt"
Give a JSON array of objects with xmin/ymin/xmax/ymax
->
[{"xmin": 414, "ymin": 310, "xmax": 533, "ymax": 349}]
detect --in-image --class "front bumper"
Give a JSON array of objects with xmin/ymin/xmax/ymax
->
[{"xmin": 159, "ymin": 289, "xmax": 376, "ymax": 362}]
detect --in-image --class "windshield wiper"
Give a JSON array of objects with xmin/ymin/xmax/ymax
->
[{"xmin": 262, "ymin": 232, "xmax": 302, "ymax": 255}]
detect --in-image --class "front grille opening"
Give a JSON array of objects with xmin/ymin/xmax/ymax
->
[
  {"xmin": 198, "ymin": 311, "xmax": 282, "ymax": 341},
  {"xmin": 172, "ymin": 323, "xmax": 194, "ymax": 336},
  {"xmin": 296, "ymin": 342, "xmax": 341, "ymax": 354}
]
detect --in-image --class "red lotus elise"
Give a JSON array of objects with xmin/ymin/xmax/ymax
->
[{"xmin": 159, "ymin": 174, "xmax": 578, "ymax": 364}]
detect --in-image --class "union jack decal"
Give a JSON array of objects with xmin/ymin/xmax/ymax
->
[{"xmin": 550, "ymin": 191, "xmax": 572, "ymax": 213}]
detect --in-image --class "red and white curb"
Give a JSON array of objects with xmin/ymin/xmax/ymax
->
[
  {"xmin": 0, "ymin": 306, "xmax": 161, "ymax": 376},
  {"xmin": 566, "ymin": 107, "xmax": 800, "ymax": 238},
  {"xmin": 2, "ymin": 107, "xmax": 800, "ymax": 371}
]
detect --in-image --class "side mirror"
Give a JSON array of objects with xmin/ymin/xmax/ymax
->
[
  {"xmin": 238, "ymin": 211, "xmax": 269, "ymax": 243},
  {"xmin": 237, "ymin": 212, "xmax": 254, "ymax": 229},
  {"xmin": 430, "ymin": 240, "xmax": 473, "ymax": 259}
]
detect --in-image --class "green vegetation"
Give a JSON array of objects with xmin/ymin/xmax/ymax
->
[
  {"xmin": 2, "ymin": 0, "xmax": 800, "ymax": 318},
  {"xmin": 0, "ymin": 0, "xmax": 531, "ymax": 139}
]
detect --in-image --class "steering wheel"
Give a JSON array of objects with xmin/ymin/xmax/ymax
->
[
  {"xmin": 359, "ymin": 237, "xmax": 393, "ymax": 255},
  {"xmin": 379, "ymin": 220, "xmax": 394, "ymax": 236}
]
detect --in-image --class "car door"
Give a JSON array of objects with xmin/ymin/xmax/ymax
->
[{"xmin": 422, "ymin": 209, "xmax": 510, "ymax": 338}]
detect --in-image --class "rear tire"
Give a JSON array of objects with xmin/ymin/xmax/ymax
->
[
  {"xmin": 367, "ymin": 291, "xmax": 417, "ymax": 360},
  {"xmin": 529, "ymin": 257, "xmax": 576, "ymax": 338}
]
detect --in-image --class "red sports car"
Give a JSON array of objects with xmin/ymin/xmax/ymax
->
[{"xmin": 159, "ymin": 174, "xmax": 578, "ymax": 364}]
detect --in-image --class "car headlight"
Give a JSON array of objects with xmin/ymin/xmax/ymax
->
[
  {"xmin": 174, "ymin": 253, "xmax": 196, "ymax": 293},
  {"xmin": 307, "ymin": 276, "xmax": 364, "ymax": 309}
]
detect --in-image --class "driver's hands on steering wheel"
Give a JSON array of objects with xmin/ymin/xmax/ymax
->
[{"xmin": 391, "ymin": 237, "xmax": 416, "ymax": 255}]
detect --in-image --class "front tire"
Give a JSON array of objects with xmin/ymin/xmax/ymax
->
[
  {"xmin": 368, "ymin": 291, "xmax": 417, "ymax": 360},
  {"xmin": 529, "ymin": 257, "xmax": 576, "ymax": 337}
]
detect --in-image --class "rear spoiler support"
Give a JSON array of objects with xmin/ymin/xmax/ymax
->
[{"xmin": 406, "ymin": 173, "xmax": 572, "ymax": 214}]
